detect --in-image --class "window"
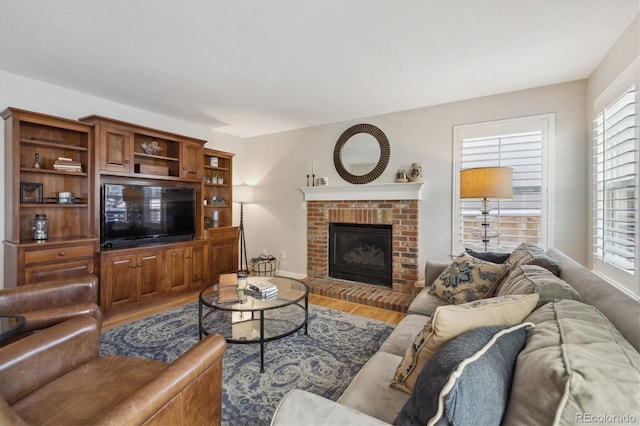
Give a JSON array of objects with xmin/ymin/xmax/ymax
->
[
  {"xmin": 452, "ymin": 114, "xmax": 554, "ymax": 255},
  {"xmin": 592, "ymin": 59, "xmax": 639, "ymax": 296}
]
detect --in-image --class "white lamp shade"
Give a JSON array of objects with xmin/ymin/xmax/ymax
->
[
  {"xmin": 460, "ymin": 167, "xmax": 512, "ymax": 199},
  {"xmin": 233, "ymin": 185, "xmax": 254, "ymax": 204}
]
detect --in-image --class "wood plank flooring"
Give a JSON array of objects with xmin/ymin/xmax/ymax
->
[{"xmin": 102, "ymin": 291, "xmax": 405, "ymax": 332}]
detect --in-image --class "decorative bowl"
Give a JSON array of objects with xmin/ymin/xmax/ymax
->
[{"xmin": 139, "ymin": 141, "xmax": 163, "ymax": 155}]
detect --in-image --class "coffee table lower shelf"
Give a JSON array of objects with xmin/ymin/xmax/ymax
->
[{"xmin": 198, "ymin": 277, "xmax": 309, "ymax": 373}]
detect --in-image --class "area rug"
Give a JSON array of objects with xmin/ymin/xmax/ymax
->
[{"xmin": 100, "ymin": 301, "xmax": 394, "ymax": 425}]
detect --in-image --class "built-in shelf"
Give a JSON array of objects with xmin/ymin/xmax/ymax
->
[{"xmin": 298, "ymin": 182, "xmax": 426, "ymax": 201}]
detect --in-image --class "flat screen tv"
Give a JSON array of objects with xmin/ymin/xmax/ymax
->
[{"xmin": 101, "ymin": 183, "xmax": 196, "ymax": 249}]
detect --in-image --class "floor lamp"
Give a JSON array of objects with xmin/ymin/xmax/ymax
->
[
  {"xmin": 460, "ymin": 167, "xmax": 512, "ymax": 253},
  {"xmin": 234, "ymin": 184, "xmax": 254, "ymax": 273}
]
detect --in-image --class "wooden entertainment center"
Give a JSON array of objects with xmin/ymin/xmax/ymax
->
[{"xmin": 2, "ymin": 108, "xmax": 238, "ymax": 312}]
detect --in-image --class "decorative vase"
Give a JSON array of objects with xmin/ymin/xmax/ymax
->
[{"xmin": 395, "ymin": 169, "xmax": 408, "ymax": 183}]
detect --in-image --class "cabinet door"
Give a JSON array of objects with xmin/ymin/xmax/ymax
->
[
  {"xmin": 189, "ymin": 242, "xmax": 209, "ymax": 288},
  {"xmin": 181, "ymin": 141, "xmax": 202, "ymax": 180},
  {"xmin": 138, "ymin": 249, "xmax": 164, "ymax": 300},
  {"xmin": 102, "ymin": 253, "xmax": 137, "ymax": 308},
  {"xmin": 24, "ymin": 259, "xmax": 95, "ymax": 284},
  {"xmin": 100, "ymin": 125, "xmax": 133, "ymax": 173},
  {"xmin": 210, "ymin": 238, "xmax": 238, "ymax": 283},
  {"xmin": 165, "ymin": 246, "xmax": 190, "ymax": 292}
]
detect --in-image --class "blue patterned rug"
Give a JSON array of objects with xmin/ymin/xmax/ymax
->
[{"xmin": 100, "ymin": 301, "xmax": 394, "ymax": 425}]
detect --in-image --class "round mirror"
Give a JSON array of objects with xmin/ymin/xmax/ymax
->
[{"xmin": 333, "ymin": 124, "xmax": 390, "ymax": 184}]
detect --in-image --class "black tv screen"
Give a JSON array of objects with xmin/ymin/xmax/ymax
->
[{"xmin": 102, "ymin": 183, "xmax": 196, "ymax": 248}]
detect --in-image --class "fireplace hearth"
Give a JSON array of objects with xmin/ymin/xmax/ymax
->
[{"xmin": 329, "ymin": 223, "xmax": 392, "ymax": 286}]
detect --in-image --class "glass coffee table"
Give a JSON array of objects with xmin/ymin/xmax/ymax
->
[{"xmin": 199, "ymin": 276, "xmax": 309, "ymax": 372}]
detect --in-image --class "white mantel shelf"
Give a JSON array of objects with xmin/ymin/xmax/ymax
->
[{"xmin": 298, "ymin": 182, "xmax": 426, "ymax": 201}]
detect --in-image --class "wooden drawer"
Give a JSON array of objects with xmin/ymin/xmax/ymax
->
[
  {"xmin": 206, "ymin": 227, "xmax": 238, "ymax": 241},
  {"xmin": 24, "ymin": 243, "xmax": 95, "ymax": 265},
  {"xmin": 25, "ymin": 259, "xmax": 95, "ymax": 283}
]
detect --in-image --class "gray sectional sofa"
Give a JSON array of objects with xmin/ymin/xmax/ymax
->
[{"xmin": 271, "ymin": 248, "xmax": 640, "ymax": 425}]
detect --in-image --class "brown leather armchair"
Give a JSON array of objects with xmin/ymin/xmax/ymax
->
[
  {"xmin": 0, "ymin": 314, "xmax": 226, "ymax": 425},
  {"xmin": 0, "ymin": 274, "xmax": 101, "ymax": 343}
]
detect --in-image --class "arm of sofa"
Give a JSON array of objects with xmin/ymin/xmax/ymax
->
[
  {"xmin": 0, "ymin": 315, "xmax": 100, "ymax": 405},
  {"xmin": 271, "ymin": 389, "xmax": 390, "ymax": 426},
  {"xmin": 94, "ymin": 333, "xmax": 227, "ymax": 426},
  {"xmin": 0, "ymin": 274, "xmax": 101, "ymax": 333},
  {"xmin": 424, "ymin": 260, "xmax": 450, "ymax": 288}
]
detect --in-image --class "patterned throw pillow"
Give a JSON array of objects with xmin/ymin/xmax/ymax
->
[
  {"xmin": 390, "ymin": 294, "xmax": 539, "ymax": 394},
  {"xmin": 394, "ymin": 323, "xmax": 531, "ymax": 426},
  {"xmin": 506, "ymin": 243, "xmax": 560, "ymax": 276},
  {"xmin": 430, "ymin": 253, "xmax": 511, "ymax": 304}
]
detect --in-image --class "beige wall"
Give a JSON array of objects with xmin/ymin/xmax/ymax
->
[{"xmin": 243, "ymin": 80, "xmax": 588, "ymax": 277}]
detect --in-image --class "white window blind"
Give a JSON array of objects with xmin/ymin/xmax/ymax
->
[
  {"xmin": 453, "ymin": 115, "xmax": 553, "ymax": 255},
  {"xmin": 593, "ymin": 75, "xmax": 638, "ymax": 295}
]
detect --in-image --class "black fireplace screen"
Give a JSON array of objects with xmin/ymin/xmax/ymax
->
[{"xmin": 328, "ymin": 223, "xmax": 392, "ymax": 286}]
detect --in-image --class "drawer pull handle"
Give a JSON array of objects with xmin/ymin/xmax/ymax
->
[{"xmin": 58, "ymin": 251, "xmax": 66, "ymax": 256}]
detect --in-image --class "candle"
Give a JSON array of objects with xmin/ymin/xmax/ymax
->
[
  {"xmin": 312, "ymin": 161, "xmax": 316, "ymax": 174},
  {"xmin": 307, "ymin": 161, "xmax": 311, "ymax": 175}
]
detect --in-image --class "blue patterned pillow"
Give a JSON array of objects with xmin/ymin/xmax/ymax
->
[
  {"xmin": 394, "ymin": 323, "xmax": 530, "ymax": 426},
  {"xmin": 430, "ymin": 253, "xmax": 511, "ymax": 304}
]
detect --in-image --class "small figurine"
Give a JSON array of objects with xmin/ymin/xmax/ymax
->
[
  {"xmin": 409, "ymin": 162, "xmax": 422, "ymax": 182},
  {"xmin": 33, "ymin": 153, "xmax": 40, "ymax": 169}
]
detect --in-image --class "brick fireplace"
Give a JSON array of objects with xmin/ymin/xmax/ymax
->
[{"xmin": 302, "ymin": 183, "xmax": 424, "ymax": 295}]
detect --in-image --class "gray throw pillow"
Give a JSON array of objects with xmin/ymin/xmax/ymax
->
[
  {"xmin": 497, "ymin": 264, "xmax": 582, "ymax": 308},
  {"xmin": 465, "ymin": 248, "xmax": 510, "ymax": 264},
  {"xmin": 506, "ymin": 243, "xmax": 560, "ymax": 276},
  {"xmin": 394, "ymin": 323, "xmax": 530, "ymax": 426}
]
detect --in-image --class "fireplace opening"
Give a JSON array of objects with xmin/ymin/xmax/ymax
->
[{"xmin": 328, "ymin": 222, "xmax": 392, "ymax": 286}]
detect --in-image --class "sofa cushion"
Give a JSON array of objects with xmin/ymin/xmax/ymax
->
[
  {"xmin": 379, "ymin": 314, "xmax": 432, "ymax": 357},
  {"xmin": 430, "ymin": 253, "xmax": 511, "ymax": 304},
  {"xmin": 465, "ymin": 247, "xmax": 510, "ymax": 264},
  {"xmin": 407, "ymin": 290, "xmax": 448, "ymax": 317},
  {"xmin": 390, "ymin": 294, "xmax": 538, "ymax": 394},
  {"xmin": 503, "ymin": 299, "xmax": 640, "ymax": 426},
  {"xmin": 497, "ymin": 264, "xmax": 582, "ymax": 308},
  {"xmin": 394, "ymin": 323, "xmax": 529, "ymax": 426},
  {"xmin": 338, "ymin": 351, "xmax": 411, "ymax": 424},
  {"xmin": 547, "ymin": 247, "xmax": 640, "ymax": 352},
  {"xmin": 506, "ymin": 242, "xmax": 560, "ymax": 276}
]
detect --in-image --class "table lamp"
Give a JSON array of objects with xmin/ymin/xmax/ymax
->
[{"xmin": 460, "ymin": 167, "xmax": 513, "ymax": 252}]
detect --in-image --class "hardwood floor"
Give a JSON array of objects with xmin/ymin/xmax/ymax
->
[{"xmin": 102, "ymin": 291, "xmax": 405, "ymax": 331}]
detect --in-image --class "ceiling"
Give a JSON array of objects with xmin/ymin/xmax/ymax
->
[{"xmin": 1, "ymin": 1, "xmax": 638, "ymax": 138}]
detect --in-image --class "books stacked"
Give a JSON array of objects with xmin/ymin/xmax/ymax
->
[
  {"xmin": 53, "ymin": 157, "xmax": 82, "ymax": 173},
  {"xmin": 247, "ymin": 280, "xmax": 278, "ymax": 300}
]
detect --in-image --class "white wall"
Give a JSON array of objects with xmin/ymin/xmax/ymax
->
[
  {"xmin": 243, "ymin": 80, "xmax": 588, "ymax": 278},
  {"xmin": 0, "ymin": 71, "xmax": 244, "ymax": 287},
  {"xmin": 586, "ymin": 15, "xmax": 639, "ymax": 268}
]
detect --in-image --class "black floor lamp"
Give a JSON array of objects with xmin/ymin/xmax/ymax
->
[{"xmin": 234, "ymin": 184, "xmax": 254, "ymax": 272}]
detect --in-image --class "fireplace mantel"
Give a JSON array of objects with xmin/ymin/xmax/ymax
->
[{"xmin": 299, "ymin": 182, "xmax": 425, "ymax": 201}]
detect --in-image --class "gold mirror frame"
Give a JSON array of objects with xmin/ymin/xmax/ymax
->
[{"xmin": 333, "ymin": 123, "xmax": 390, "ymax": 184}]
